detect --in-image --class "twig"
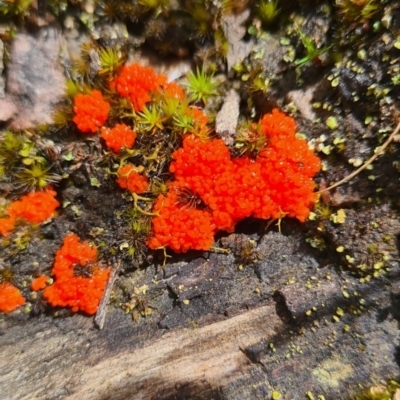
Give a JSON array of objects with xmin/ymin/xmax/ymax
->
[
  {"xmin": 317, "ymin": 120, "xmax": 400, "ymax": 194},
  {"xmin": 94, "ymin": 264, "xmax": 120, "ymax": 330}
]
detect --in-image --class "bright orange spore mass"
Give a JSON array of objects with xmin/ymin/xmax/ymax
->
[
  {"xmin": 163, "ymin": 81, "xmax": 185, "ymax": 100},
  {"xmin": 110, "ymin": 63, "xmax": 167, "ymax": 112},
  {"xmin": 30, "ymin": 275, "xmax": 50, "ymax": 291},
  {"xmin": 43, "ymin": 234, "xmax": 110, "ymax": 315},
  {"xmin": 148, "ymin": 181, "xmax": 216, "ymax": 253},
  {"xmin": 0, "ymin": 282, "xmax": 25, "ymax": 313},
  {"xmin": 116, "ymin": 164, "xmax": 149, "ymax": 194},
  {"xmin": 100, "ymin": 123, "xmax": 137, "ymax": 153},
  {"xmin": 0, "ymin": 216, "xmax": 16, "ymax": 236},
  {"xmin": 148, "ymin": 109, "xmax": 321, "ymax": 253},
  {"xmin": 73, "ymin": 90, "xmax": 110, "ymax": 133},
  {"xmin": 6, "ymin": 189, "xmax": 60, "ymax": 224}
]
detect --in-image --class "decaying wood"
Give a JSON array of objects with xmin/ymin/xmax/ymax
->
[
  {"xmin": 1, "ymin": 232, "xmax": 399, "ymax": 400},
  {"xmin": 317, "ymin": 120, "xmax": 400, "ymax": 194},
  {"xmin": 73, "ymin": 305, "xmax": 283, "ymax": 400},
  {"xmin": 94, "ymin": 264, "xmax": 120, "ymax": 330},
  {"xmin": 0, "ymin": 304, "xmax": 281, "ymax": 400}
]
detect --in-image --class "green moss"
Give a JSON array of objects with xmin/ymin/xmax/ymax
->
[
  {"xmin": 98, "ymin": 47, "xmax": 127, "ymax": 78},
  {"xmin": 0, "ymin": 266, "xmax": 15, "ymax": 283},
  {"xmin": 295, "ymin": 30, "xmax": 330, "ymax": 67},
  {"xmin": 15, "ymin": 163, "xmax": 61, "ymax": 192},
  {"xmin": 185, "ymin": 66, "xmax": 218, "ymax": 105},
  {"xmin": 336, "ymin": 0, "xmax": 381, "ymax": 23},
  {"xmin": 0, "ymin": 0, "xmax": 33, "ymax": 18},
  {"xmin": 258, "ymin": 0, "xmax": 280, "ymax": 27}
]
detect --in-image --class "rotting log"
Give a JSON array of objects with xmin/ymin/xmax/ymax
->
[{"xmin": 1, "ymin": 232, "xmax": 399, "ymax": 400}]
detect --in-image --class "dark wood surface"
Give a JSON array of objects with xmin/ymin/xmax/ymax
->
[{"xmin": 1, "ymin": 232, "xmax": 399, "ymax": 400}]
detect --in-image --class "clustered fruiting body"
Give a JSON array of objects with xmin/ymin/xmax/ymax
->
[
  {"xmin": 7, "ymin": 189, "xmax": 60, "ymax": 223},
  {"xmin": 0, "ymin": 217, "xmax": 15, "ymax": 237},
  {"xmin": 0, "ymin": 189, "xmax": 60, "ymax": 236},
  {"xmin": 30, "ymin": 275, "xmax": 50, "ymax": 291},
  {"xmin": 148, "ymin": 109, "xmax": 321, "ymax": 252},
  {"xmin": 43, "ymin": 234, "xmax": 110, "ymax": 315},
  {"xmin": 0, "ymin": 282, "xmax": 25, "ymax": 313},
  {"xmin": 163, "ymin": 81, "xmax": 185, "ymax": 100},
  {"xmin": 116, "ymin": 164, "xmax": 149, "ymax": 194},
  {"xmin": 100, "ymin": 123, "xmax": 137, "ymax": 153},
  {"xmin": 149, "ymin": 180, "xmax": 215, "ymax": 252},
  {"xmin": 109, "ymin": 63, "xmax": 167, "ymax": 111},
  {"xmin": 73, "ymin": 90, "xmax": 110, "ymax": 133}
]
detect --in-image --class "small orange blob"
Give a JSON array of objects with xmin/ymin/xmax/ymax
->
[
  {"xmin": 162, "ymin": 81, "xmax": 185, "ymax": 100},
  {"xmin": 73, "ymin": 90, "xmax": 110, "ymax": 133},
  {"xmin": 7, "ymin": 189, "xmax": 59, "ymax": 224},
  {"xmin": 110, "ymin": 63, "xmax": 167, "ymax": 112},
  {"xmin": 30, "ymin": 275, "xmax": 50, "ymax": 291},
  {"xmin": 0, "ymin": 216, "xmax": 16, "ymax": 236},
  {"xmin": 116, "ymin": 164, "xmax": 149, "ymax": 194},
  {"xmin": 147, "ymin": 182, "xmax": 215, "ymax": 253},
  {"xmin": 43, "ymin": 234, "xmax": 110, "ymax": 315},
  {"xmin": 100, "ymin": 123, "xmax": 137, "ymax": 153},
  {"xmin": 0, "ymin": 282, "xmax": 25, "ymax": 313}
]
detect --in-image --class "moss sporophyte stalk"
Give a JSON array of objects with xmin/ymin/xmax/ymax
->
[{"xmin": 0, "ymin": 60, "xmax": 321, "ymax": 315}]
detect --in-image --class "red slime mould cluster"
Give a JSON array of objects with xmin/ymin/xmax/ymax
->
[
  {"xmin": 0, "ymin": 189, "xmax": 60, "ymax": 236},
  {"xmin": 0, "ymin": 282, "xmax": 26, "ymax": 313},
  {"xmin": 73, "ymin": 89, "xmax": 110, "ymax": 133},
  {"xmin": 148, "ymin": 109, "xmax": 321, "ymax": 253},
  {"xmin": 43, "ymin": 233, "xmax": 111, "ymax": 315}
]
